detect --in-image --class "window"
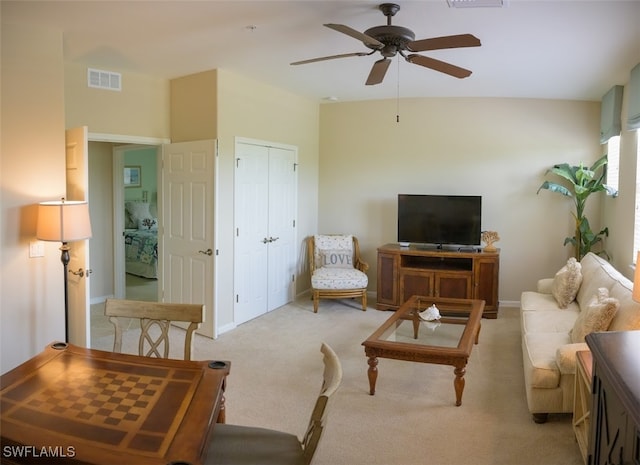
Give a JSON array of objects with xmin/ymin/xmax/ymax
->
[
  {"xmin": 632, "ymin": 133, "xmax": 640, "ymax": 262},
  {"xmin": 606, "ymin": 135, "xmax": 620, "ymax": 192}
]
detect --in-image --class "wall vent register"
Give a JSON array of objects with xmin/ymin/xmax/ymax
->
[{"xmin": 87, "ymin": 68, "xmax": 121, "ymax": 91}]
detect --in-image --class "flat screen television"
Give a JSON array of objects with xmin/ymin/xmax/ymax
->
[{"xmin": 397, "ymin": 194, "xmax": 482, "ymax": 247}]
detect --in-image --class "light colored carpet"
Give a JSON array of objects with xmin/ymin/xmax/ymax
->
[
  {"xmin": 91, "ymin": 298, "xmax": 583, "ymax": 465},
  {"xmin": 125, "ymin": 273, "xmax": 158, "ymax": 301}
]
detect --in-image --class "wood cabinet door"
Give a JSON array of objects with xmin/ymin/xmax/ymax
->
[
  {"xmin": 473, "ymin": 257, "xmax": 499, "ymax": 309},
  {"xmin": 400, "ymin": 270, "xmax": 434, "ymax": 303},
  {"xmin": 435, "ymin": 272, "xmax": 472, "ymax": 299},
  {"xmin": 377, "ymin": 253, "xmax": 398, "ymax": 306}
]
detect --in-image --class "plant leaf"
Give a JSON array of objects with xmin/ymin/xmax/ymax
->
[{"xmin": 537, "ymin": 181, "xmax": 572, "ymax": 197}]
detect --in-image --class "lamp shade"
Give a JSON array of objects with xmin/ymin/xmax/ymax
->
[
  {"xmin": 36, "ymin": 200, "xmax": 92, "ymax": 242},
  {"xmin": 634, "ymin": 252, "xmax": 640, "ymax": 303}
]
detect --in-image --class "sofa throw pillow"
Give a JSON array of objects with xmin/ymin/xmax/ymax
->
[
  {"xmin": 319, "ymin": 249, "xmax": 353, "ymax": 268},
  {"xmin": 570, "ymin": 287, "xmax": 619, "ymax": 343},
  {"xmin": 551, "ymin": 257, "xmax": 583, "ymax": 308}
]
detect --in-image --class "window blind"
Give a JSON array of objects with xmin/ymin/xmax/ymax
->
[
  {"xmin": 628, "ymin": 62, "xmax": 640, "ymax": 130},
  {"xmin": 600, "ymin": 85, "xmax": 623, "ymax": 143}
]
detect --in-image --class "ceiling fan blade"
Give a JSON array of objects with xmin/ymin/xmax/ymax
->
[
  {"xmin": 324, "ymin": 23, "xmax": 384, "ymax": 49},
  {"xmin": 407, "ymin": 54, "xmax": 472, "ymax": 78},
  {"xmin": 365, "ymin": 58, "xmax": 391, "ymax": 86},
  {"xmin": 291, "ymin": 51, "xmax": 372, "ymax": 66},
  {"xmin": 408, "ymin": 34, "xmax": 481, "ymax": 52}
]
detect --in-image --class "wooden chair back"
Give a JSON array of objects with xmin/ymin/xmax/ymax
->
[
  {"xmin": 300, "ymin": 342, "xmax": 343, "ymax": 464},
  {"xmin": 104, "ymin": 298, "xmax": 204, "ymax": 361}
]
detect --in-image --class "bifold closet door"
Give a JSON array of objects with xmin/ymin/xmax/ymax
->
[
  {"xmin": 266, "ymin": 146, "xmax": 296, "ymax": 311},
  {"xmin": 234, "ymin": 141, "xmax": 296, "ymax": 325}
]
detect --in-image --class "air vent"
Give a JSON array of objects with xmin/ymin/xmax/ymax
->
[
  {"xmin": 87, "ymin": 68, "xmax": 122, "ymax": 91},
  {"xmin": 447, "ymin": 0, "xmax": 507, "ymax": 7}
]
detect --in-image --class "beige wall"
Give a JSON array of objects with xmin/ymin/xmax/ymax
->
[
  {"xmin": 170, "ymin": 70, "xmax": 218, "ymax": 141},
  {"xmin": 171, "ymin": 69, "xmax": 320, "ymax": 330},
  {"xmin": 65, "ymin": 62, "xmax": 170, "ymax": 139},
  {"xmin": 319, "ymin": 98, "xmax": 606, "ymax": 302},
  {"xmin": 87, "ymin": 142, "xmax": 115, "ymax": 300},
  {"xmin": 1, "ymin": 23, "xmax": 68, "ymax": 372},
  {"xmin": 215, "ymin": 69, "xmax": 320, "ymax": 296}
]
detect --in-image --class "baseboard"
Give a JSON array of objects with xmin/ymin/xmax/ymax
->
[
  {"xmin": 90, "ymin": 295, "xmax": 114, "ymax": 305},
  {"xmin": 499, "ymin": 299, "xmax": 520, "ymax": 308},
  {"xmin": 217, "ymin": 322, "xmax": 236, "ymax": 335},
  {"xmin": 296, "ymin": 289, "xmax": 312, "ymax": 300}
]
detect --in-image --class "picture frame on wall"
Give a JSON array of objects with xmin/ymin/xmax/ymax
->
[{"xmin": 124, "ymin": 166, "xmax": 141, "ymax": 188}]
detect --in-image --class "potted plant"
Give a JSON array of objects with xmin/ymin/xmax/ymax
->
[{"xmin": 537, "ymin": 154, "xmax": 617, "ymax": 260}]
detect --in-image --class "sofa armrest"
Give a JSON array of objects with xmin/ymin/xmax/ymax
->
[
  {"xmin": 537, "ymin": 278, "xmax": 554, "ymax": 294},
  {"xmin": 556, "ymin": 342, "xmax": 589, "ymax": 374}
]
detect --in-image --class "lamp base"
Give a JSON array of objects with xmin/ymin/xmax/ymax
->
[{"xmin": 60, "ymin": 242, "xmax": 70, "ymax": 343}]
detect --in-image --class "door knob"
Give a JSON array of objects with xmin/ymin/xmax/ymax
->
[
  {"xmin": 198, "ymin": 248, "xmax": 213, "ymax": 256},
  {"xmin": 269, "ymin": 236, "xmax": 280, "ymax": 242},
  {"xmin": 68, "ymin": 268, "xmax": 91, "ymax": 278}
]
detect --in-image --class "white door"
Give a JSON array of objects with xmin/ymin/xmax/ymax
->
[
  {"xmin": 266, "ymin": 147, "xmax": 297, "ymax": 309},
  {"xmin": 234, "ymin": 139, "xmax": 297, "ymax": 325},
  {"xmin": 234, "ymin": 143, "xmax": 270, "ymax": 324},
  {"xmin": 65, "ymin": 126, "xmax": 91, "ymax": 347},
  {"xmin": 161, "ymin": 140, "xmax": 217, "ymax": 338}
]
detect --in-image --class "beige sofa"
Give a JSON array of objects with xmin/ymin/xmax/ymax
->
[{"xmin": 520, "ymin": 252, "xmax": 640, "ymax": 423}]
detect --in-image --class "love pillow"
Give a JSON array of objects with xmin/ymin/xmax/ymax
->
[{"xmin": 319, "ymin": 250, "xmax": 353, "ymax": 268}]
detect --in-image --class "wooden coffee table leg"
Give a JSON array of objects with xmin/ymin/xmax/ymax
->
[
  {"xmin": 453, "ymin": 365, "xmax": 466, "ymax": 406},
  {"xmin": 367, "ymin": 356, "xmax": 378, "ymax": 395}
]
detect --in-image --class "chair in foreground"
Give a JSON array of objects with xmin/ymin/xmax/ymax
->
[
  {"xmin": 308, "ymin": 234, "xmax": 369, "ymax": 313},
  {"xmin": 104, "ymin": 298, "xmax": 204, "ymax": 361},
  {"xmin": 207, "ymin": 342, "xmax": 343, "ymax": 465}
]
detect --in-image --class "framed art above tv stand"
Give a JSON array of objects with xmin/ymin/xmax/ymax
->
[{"xmin": 376, "ymin": 243, "xmax": 500, "ymax": 318}]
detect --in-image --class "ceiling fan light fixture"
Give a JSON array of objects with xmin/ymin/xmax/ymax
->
[{"xmin": 447, "ymin": 0, "xmax": 508, "ymax": 8}]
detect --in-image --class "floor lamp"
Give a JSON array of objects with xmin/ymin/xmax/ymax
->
[{"xmin": 37, "ymin": 199, "xmax": 92, "ymax": 343}]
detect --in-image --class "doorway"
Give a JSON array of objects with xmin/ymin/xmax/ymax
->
[
  {"xmin": 113, "ymin": 144, "xmax": 160, "ymax": 302},
  {"xmin": 87, "ymin": 135, "xmax": 219, "ymax": 342},
  {"xmin": 86, "ymin": 134, "xmax": 169, "ymax": 346}
]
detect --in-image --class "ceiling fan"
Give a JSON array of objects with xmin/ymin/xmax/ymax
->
[{"xmin": 291, "ymin": 3, "xmax": 481, "ymax": 85}]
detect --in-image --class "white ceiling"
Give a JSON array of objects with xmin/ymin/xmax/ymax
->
[{"xmin": 3, "ymin": 0, "xmax": 640, "ymax": 102}]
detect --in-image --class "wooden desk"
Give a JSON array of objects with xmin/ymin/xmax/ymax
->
[
  {"xmin": 1, "ymin": 342, "xmax": 230, "ymax": 465},
  {"xmin": 586, "ymin": 331, "xmax": 640, "ymax": 465}
]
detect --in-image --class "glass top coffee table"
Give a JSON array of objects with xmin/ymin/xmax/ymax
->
[{"xmin": 362, "ymin": 295, "xmax": 484, "ymax": 406}]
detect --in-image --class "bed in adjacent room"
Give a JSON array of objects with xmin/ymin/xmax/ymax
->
[
  {"xmin": 124, "ymin": 201, "xmax": 158, "ymax": 279},
  {"xmin": 124, "ymin": 229, "xmax": 158, "ymax": 278}
]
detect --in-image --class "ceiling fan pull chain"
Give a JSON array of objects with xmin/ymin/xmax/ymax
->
[{"xmin": 396, "ymin": 55, "xmax": 401, "ymax": 123}]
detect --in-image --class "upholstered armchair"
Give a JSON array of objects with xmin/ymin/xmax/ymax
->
[{"xmin": 307, "ymin": 234, "xmax": 369, "ymax": 313}]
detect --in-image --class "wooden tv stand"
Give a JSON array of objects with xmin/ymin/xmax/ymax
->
[{"xmin": 376, "ymin": 243, "xmax": 500, "ymax": 318}]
